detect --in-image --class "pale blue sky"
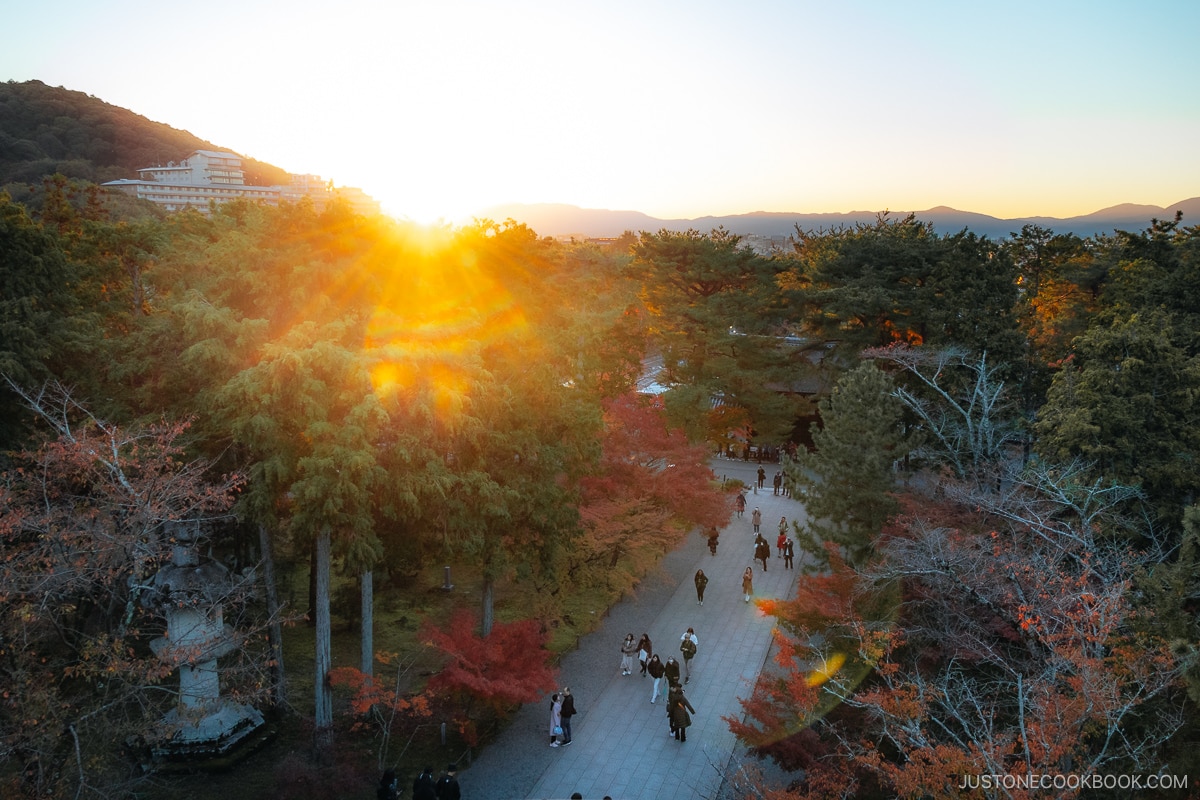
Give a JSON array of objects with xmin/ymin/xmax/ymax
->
[{"xmin": 4, "ymin": 0, "xmax": 1197, "ymax": 223}]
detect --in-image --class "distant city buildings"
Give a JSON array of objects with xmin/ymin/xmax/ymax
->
[{"xmin": 102, "ymin": 150, "xmax": 381, "ymax": 216}]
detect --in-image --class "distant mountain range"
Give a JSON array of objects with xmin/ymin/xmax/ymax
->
[
  {"xmin": 3, "ymin": 80, "xmax": 1195, "ymax": 240},
  {"xmin": 484, "ymin": 199, "xmax": 1200, "ymax": 241}
]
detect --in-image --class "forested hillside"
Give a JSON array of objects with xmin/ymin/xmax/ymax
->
[{"xmin": 0, "ymin": 80, "xmax": 289, "ymax": 188}]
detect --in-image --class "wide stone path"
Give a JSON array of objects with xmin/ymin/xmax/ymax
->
[{"xmin": 458, "ymin": 457, "xmax": 807, "ymax": 800}]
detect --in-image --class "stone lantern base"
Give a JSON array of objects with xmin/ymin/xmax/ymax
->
[{"xmin": 152, "ymin": 701, "xmax": 266, "ymax": 760}]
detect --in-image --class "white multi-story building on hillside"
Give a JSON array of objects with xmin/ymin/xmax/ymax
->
[{"xmin": 103, "ymin": 150, "xmax": 380, "ymax": 216}]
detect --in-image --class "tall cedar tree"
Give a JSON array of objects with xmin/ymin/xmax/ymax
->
[
  {"xmin": 1035, "ymin": 310, "xmax": 1200, "ymax": 532},
  {"xmin": 153, "ymin": 201, "xmax": 390, "ymax": 742},
  {"xmin": 386, "ymin": 221, "xmax": 604, "ymax": 637}
]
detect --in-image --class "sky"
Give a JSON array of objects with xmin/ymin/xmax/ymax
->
[{"xmin": 4, "ymin": 0, "xmax": 1199, "ymax": 225}]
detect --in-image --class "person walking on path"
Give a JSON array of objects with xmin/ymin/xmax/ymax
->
[
  {"xmin": 772, "ymin": 471, "xmax": 782, "ymax": 495},
  {"xmin": 735, "ymin": 492, "xmax": 746, "ymax": 517},
  {"xmin": 636, "ymin": 634, "xmax": 652, "ymax": 676},
  {"xmin": 757, "ymin": 466, "xmax": 766, "ymax": 489},
  {"xmin": 776, "ymin": 530, "xmax": 787, "ymax": 557},
  {"xmin": 755, "ymin": 534, "xmax": 771, "ymax": 572},
  {"xmin": 619, "ymin": 633, "xmax": 638, "ymax": 675},
  {"xmin": 435, "ymin": 765, "xmax": 461, "ymax": 800},
  {"xmin": 667, "ymin": 685, "xmax": 697, "ymax": 742},
  {"xmin": 664, "ymin": 655, "xmax": 681, "ymax": 691},
  {"xmin": 779, "ymin": 515, "xmax": 789, "ymax": 538},
  {"xmin": 694, "ymin": 569, "xmax": 709, "ymax": 606},
  {"xmin": 413, "ymin": 766, "xmax": 437, "ymax": 800},
  {"xmin": 752, "ymin": 507, "xmax": 762, "ymax": 533},
  {"xmin": 559, "ymin": 687, "xmax": 576, "ymax": 745},
  {"xmin": 742, "ymin": 566, "xmax": 754, "ymax": 602},
  {"xmin": 707, "ymin": 526, "xmax": 719, "ymax": 556},
  {"xmin": 679, "ymin": 627, "xmax": 698, "ymax": 683},
  {"xmin": 783, "ymin": 538, "xmax": 795, "ymax": 569},
  {"xmin": 647, "ymin": 654, "xmax": 665, "ymax": 703},
  {"xmin": 549, "ymin": 692, "xmax": 563, "ymax": 747}
]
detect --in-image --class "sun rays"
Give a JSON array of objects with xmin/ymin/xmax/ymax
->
[{"xmin": 361, "ymin": 222, "xmax": 529, "ymax": 418}]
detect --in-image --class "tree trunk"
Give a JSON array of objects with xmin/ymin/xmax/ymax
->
[
  {"xmin": 360, "ymin": 569, "xmax": 374, "ymax": 677},
  {"xmin": 314, "ymin": 527, "xmax": 333, "ymax": 746},
  {"xmin": 481, "ymin": 573, "xmax": 495, "ymax": 639},
  {"xmin": 307, "ymin": 535, "xmax": 318, "ymax": 626},
  {"xmin": 258, "ymin": 523, "xmax": 287, "ymax": 708}
]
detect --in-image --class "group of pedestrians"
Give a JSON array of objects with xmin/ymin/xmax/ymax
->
[
  {"xmin": 601, "ymin": 625, "xmax": 702, "ymax": 744},
  {"xmin": 542, "ymin": 477, "xmax": 798, "ymax": 760},
  {"xmin": 752, "ymin": 468, "xmax": 791, "ymax": 497},
  {"xmin": 378, "ymin": 764, "xmax": 460, "ymax": 800}
]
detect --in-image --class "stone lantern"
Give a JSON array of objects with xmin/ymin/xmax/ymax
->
[{"xmin": 146, "ymin": 519, "xmax": 264, "ymax": 758}]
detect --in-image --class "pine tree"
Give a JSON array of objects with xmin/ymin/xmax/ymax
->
[{"xmin": 784, "ymin": 361, "xmax": 907, "ymax": 568}]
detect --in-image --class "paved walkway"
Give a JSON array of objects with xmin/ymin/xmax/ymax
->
[{"xmin": 458, "ymin": 457, "xmax": 807, "ymax": 800}]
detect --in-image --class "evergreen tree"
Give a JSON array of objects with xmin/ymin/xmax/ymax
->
[
  {"xmin": 0, "ymin": 194, "xmax": 88, "ymax": 448},
  {"xmin": 1035, "ymin": 309, "xmax": 1200, "ymax": 530},
  {"xmin": 784, "ymin": 361, "xmax": 907, "ymax": 568},
  {"xmin": 627, "ymin": 227, "xmax": 801, "ymax": 445}
]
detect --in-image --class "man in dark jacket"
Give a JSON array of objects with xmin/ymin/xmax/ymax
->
[
  {"xmin": 664, "ymin": 656, "xmax": 681, "ymax": 689},
  {"xmin": 434, "ymin": 764, "xmax": 461, "ymax": 800},
  {"xmin": 560, "ymin": 687, "xmax": 577, "ymax": 745},
  {"xmin": 412, "ymin": 765, "xmax": 437, "ymax": 800},
  {"xmin": 755, "ymin": 535, "xmax": 770, "ymax": 571}
]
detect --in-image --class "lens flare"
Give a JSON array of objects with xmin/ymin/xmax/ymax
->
[
  {"xmin": 362, "ymin": 223, "xmax": 528, "ymax": 417},
  {"xmin": 805, "ymin": 651, "xmax": 847, "ymax": 688}
]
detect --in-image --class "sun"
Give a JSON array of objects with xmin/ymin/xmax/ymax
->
[{"xmin": 373, "ymin": 187, "xmax": 490, "ymax": 229}]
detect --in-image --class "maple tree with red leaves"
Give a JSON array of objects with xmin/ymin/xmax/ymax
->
[
  {"xmin": 328, "ymin": 652, "xmax": 432, "ymax": 771},
  {"xmin": 569, "ymin": 393, "xmax": 733, "ymax": 593},
  {"xmin": 418, "ymin": 609, "xmax": 557, "ymax": 745}
]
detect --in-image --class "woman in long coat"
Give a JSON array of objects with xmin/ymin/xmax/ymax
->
[
  {"xmin": 667, "ymin": 685, "xmax": 697, "ymax": 742},
  {"xmin": 549, "ymin": 692, "xmax": 563, "ymax": 746},
  {"xmin": 742, "ymin": 566, "xmax": 754, "ymax": 602},
  {"xmin": 636, "ymin": 633, "xmax": 653, "ymax": 676}
]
